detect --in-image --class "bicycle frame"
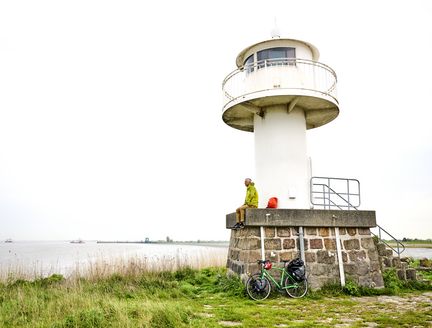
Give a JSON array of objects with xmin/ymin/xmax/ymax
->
[{"xmin": 259, "ymin": 266, "xmax": 298, "ymax": 290}]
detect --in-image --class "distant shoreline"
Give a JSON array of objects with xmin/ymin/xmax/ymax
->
[
  {"xmin": 387, "ymin": 243, "xmax": 432, "ymax": 249},
  {"xmin": 96, "ymin": 241, "xmax": 229, "ymax": 247}
]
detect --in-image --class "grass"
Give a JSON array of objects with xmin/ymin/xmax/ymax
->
[{"xmin": 1, "ymin": 264, "xmax": 432, "ymax": 328}]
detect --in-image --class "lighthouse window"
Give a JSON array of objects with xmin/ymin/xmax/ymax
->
[
  {"xmin": 257, "ymin": 47, "xmax": 296, "ymax": 68},
  {"xmin": 244, "ymin": 54, "xmax": 254, "ymax": 73}
]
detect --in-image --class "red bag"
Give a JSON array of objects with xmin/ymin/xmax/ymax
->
[{"xmin": 266, "ymin": 197, "xmax": 278, "ymax": 208}]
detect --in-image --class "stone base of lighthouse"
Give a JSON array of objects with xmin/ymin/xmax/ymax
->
[{"xmin": 226, "ymin": 209, "xmax": 384, "ymax": 289}]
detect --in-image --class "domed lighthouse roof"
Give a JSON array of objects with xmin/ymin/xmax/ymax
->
[
  {"xmin": 222, "ymin": 36, "xmax": 339, "ymax": 132},
  {"xmin": 235, "ymin": 38, "xmax": 320, "ymax": 68}
]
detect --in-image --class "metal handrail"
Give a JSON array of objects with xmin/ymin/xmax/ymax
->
[
  {"xmin": 310, "ymin": 176, "xmax": 405, "ymax": 257},
  {"xmin": 312, "ymin": 183, "xmax": 359, "ymax": 210},
  {"xmin": 222, "ymin": 58, "xmax": 337, "ymax": 84},
  {"xmin": 311, "ymin": 177, "xmax": 360, "ymax": 210},
  {"xmin": 371, "ymin": 225, "xmax": 406, "ymax": 257},
  {"xmin": 222, "ymin": 57, "xmax": 338, "ymax": 111}
]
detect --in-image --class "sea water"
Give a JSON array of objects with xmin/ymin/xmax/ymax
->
[{"xmin": 0, "ymin": 241, "xmax": 228, "ymax": 279}]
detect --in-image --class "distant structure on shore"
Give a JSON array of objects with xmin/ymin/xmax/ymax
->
[
  {"xmin": 4, "ymin": 238, "xmax": 12, "ymax": 243},
  {"xmin": 70, "ymin": 239, "xmax": 85, "ymax": 244}
]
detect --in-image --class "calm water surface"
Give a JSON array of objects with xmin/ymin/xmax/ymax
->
[
  {"xmin": 0, "ymin": 241, "xmax": 228, "ymax": 278},
  {"xmin": 401, "ymin": 248, "xmax": 432, "ymax": 259}
]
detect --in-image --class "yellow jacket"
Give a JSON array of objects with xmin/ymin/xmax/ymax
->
[{"xmin": 244, "ymin": 183, "xmax": 258, "ymax": 207}]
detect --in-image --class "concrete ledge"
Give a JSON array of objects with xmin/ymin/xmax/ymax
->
[{"xmin": 226, "ymin": 208, "xmax": 376, "ymax": 228}]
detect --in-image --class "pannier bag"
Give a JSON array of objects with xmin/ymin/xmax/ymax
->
[
  {"xmin": 254, "ymin": 278, "xmax": 267, "ymax": 291},
  {"xmin": 286, "ymin": 258, "xmax": 305, "ymax": 282}
]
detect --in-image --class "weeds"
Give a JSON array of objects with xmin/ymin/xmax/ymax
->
[{"xmin": 0, "ymin": 265, "xmax": 431, "ymax": 327}]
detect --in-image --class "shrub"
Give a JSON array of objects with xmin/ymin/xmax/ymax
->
[
  {"xmin": 343, "ymin": 280, "xmax": 360, "ymax": 296},
  {"xmin": 53, "ymin": 309, "xmax": 106, "ymax": 328},
  {"xmin": 383, "ymin": 269, "xmax": 403, "ymax": 291}
]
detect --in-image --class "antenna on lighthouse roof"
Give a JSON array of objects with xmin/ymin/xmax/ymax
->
[{"xmin": 270, "ymin": 17, "xmax": 281, "ymax": 39}]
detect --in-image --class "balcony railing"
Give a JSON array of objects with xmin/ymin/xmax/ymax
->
[{"xmin": 222, "ymin": 58, "xmax": 338, "ymax": 112}]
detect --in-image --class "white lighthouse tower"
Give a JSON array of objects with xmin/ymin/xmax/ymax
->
[{"xmin": 222, "ymin": 34, "xmax": 339, "ymax": 209}]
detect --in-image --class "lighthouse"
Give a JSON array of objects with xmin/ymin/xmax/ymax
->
[
  {"xmin": 223, "ymin": 33, "xmax": 394, "ymax": 290},
  {"xmin": 222, "ymin": 34, "xmax": 339, "ymax": 209}
]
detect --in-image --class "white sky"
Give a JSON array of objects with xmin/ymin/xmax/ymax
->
[{"xmin": 0, "ymin": 0, "xmax": 431, "ymax": 241}]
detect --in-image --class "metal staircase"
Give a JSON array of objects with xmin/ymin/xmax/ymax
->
[{"xmin": 310, "ymin": 176, "xmax": 405, "ymax": 256}]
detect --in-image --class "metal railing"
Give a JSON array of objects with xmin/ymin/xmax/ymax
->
[
  {"xmin": 310, "ymin": 176, "xmax": 405, "ymax": 257},
  {"xmin": 310, "ymin": 177, "xmax": 360, "ymax": 210},
  {"xmin": 222, "ymin": 58, "xmax": 338, "ymax": 111},
  {"xmin": 371, "ymin": 225, "xmax": 406, "ymax": 257}
]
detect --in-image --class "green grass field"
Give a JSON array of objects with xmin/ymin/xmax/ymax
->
[{"xmin": 1, "ymin": 267, "xmax": 431, "ymax": 328}]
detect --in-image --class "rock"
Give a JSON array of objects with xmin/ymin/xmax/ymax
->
[
  {"xmin": 283, "ymin": 238, "xmax": 295, "ymax": 249},
  {"xmin": 264, "ymin": 238, "xmax": 281, "ymax": 250},
  {"xmin": 347, "ymin": 228, "xmax": 357, "ymax": 236},
  {"xmin": 324, "ymin": 238, "xmax": 336, "ymax": 250},
  {"xmin": 419, "ymin": 258, "xmax": 432, "ymax": 268},
  {"xmin": 358, "ymin": 228, "xmax": 371, "ymax": 235},
  {"xmin": 392, "ymin": 257, "xmax": 401, "ymax": 268},
  {"xmin": 238, "ymin": 238, "xmax": 261, "ymax": 250},
  {"xmin": 317, "ymin": 250, "xmax": 335, "ymax": 264},
  {"xmin": 239, "ymin": 250, "xmax": 261, "ymax": 262},
  {"xmin": 319, "ymin": 228, "xmax": 330, "ymax": 237},
  {"xmin": 406, "ymin": 268, "xmax": 417, "ymax": 281},
  {"xmin": 343, "ymin": 263, "xmax": 357, "ymax": 274},
  {"xmin": 400, "ymin": 257, "xmax": 411, "ymax": 263},
  {"xmin": 368, "ymin": 249, "xmax": 379, "ymax": 261},
  {"xmin": 397, "ymin": 269, "xmax": 406, "ymax": 280},
  {"xmin": 376, "ymin": 243, "xmax": 387, "ymax": 256},
  {"xmin": 348, "ymin": 250, "xmax": 367, "ymax": 261},
  {"xmin": 343, "ymin": 239, "xmax": 360, "ymax": 250},
  {"xmin": 357, "ymin": 263, "xmax": 370, "ymax": 275},
  {"xmin": 265, "ymin": 250, "xmax": 279, "ymax": 262},
  {"xmin": 385, "ymin": 249, "xmax": 393, "ymax": 257},
  {"xmin": 372, "ymin": 272, "xmax": 385, "ymax": 287},
  {"xmin": 361, "ymin": 237, "xmax": 376, "ymax": 250},
  {"xmin": 304, "ymin": 252, "xmax": 316, "ymax": 263},
  {"xmin": 310, "ymin": 238, "xmax": 324, "ymax": 249},
  {"xmin": 280, "ymin": 251, "xmax": 295, "ymax": 261},
  {"xmin": 370, "ymin": 260, "xmax": 381, "ymax": 272},
  {"xmin": 305, "ymin": 227, "xmax": 317, "ymax": 236},
  {"xmin": 383, "ymin": 257, "xmax": 392, "ymax": 268},
  {"xmin": 264, "ymin": 227, "xmax": 275, "ymax": 237},
  {"xmin": 237, "ymin": 227, "xmax": 260, "ymax": 237},
  {"xmin": 277, "ymin": 228, "xmax": 291, "ymax": 237}
]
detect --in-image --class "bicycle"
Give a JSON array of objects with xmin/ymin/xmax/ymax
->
[{"xmin": 246, "ymin": 259, "xmax": 308, "ymax": 300}]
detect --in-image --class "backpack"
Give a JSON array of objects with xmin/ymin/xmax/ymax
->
[{"xmin": 266, "ymin": 197, "xmax": 278, "ymax": 208}]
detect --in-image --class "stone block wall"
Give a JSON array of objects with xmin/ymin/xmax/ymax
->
[{"xmin": 227, "ymin": 226, "xmax": 384, "ymax": 289}]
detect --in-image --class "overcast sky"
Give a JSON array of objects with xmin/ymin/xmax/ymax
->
[{"xmin": 0, "ymin": 0, "xmax": 431, "ymax": 241}]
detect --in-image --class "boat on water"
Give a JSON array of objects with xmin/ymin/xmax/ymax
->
[
  {"xmin": 70, "ymin": 239, "xmax": 85, "ymax": 244},
  {"xmin": 5, "ymin": 238, "xmax": 12, "ymax": 243}
]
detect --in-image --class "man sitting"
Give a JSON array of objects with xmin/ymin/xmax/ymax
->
[{"xmin": 234, "ymin": 178, "xmax": 258, "ymax": 229}]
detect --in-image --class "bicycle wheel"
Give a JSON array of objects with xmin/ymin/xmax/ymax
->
[
  {"xmin": 246, "ymin": 273, "xmax": 271, "ymax": 300},
  {"xmin": 284, "ymin": 276, "xmax": 308, "ymax": 298}
]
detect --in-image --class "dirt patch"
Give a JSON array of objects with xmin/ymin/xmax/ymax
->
[
  {"xmin": 198, "ymin": 312, "xmax": 214, "ymax": 318},
  {"xmin": 218, "ymin": 320, "xmax": 242, "ymax": 326}
]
